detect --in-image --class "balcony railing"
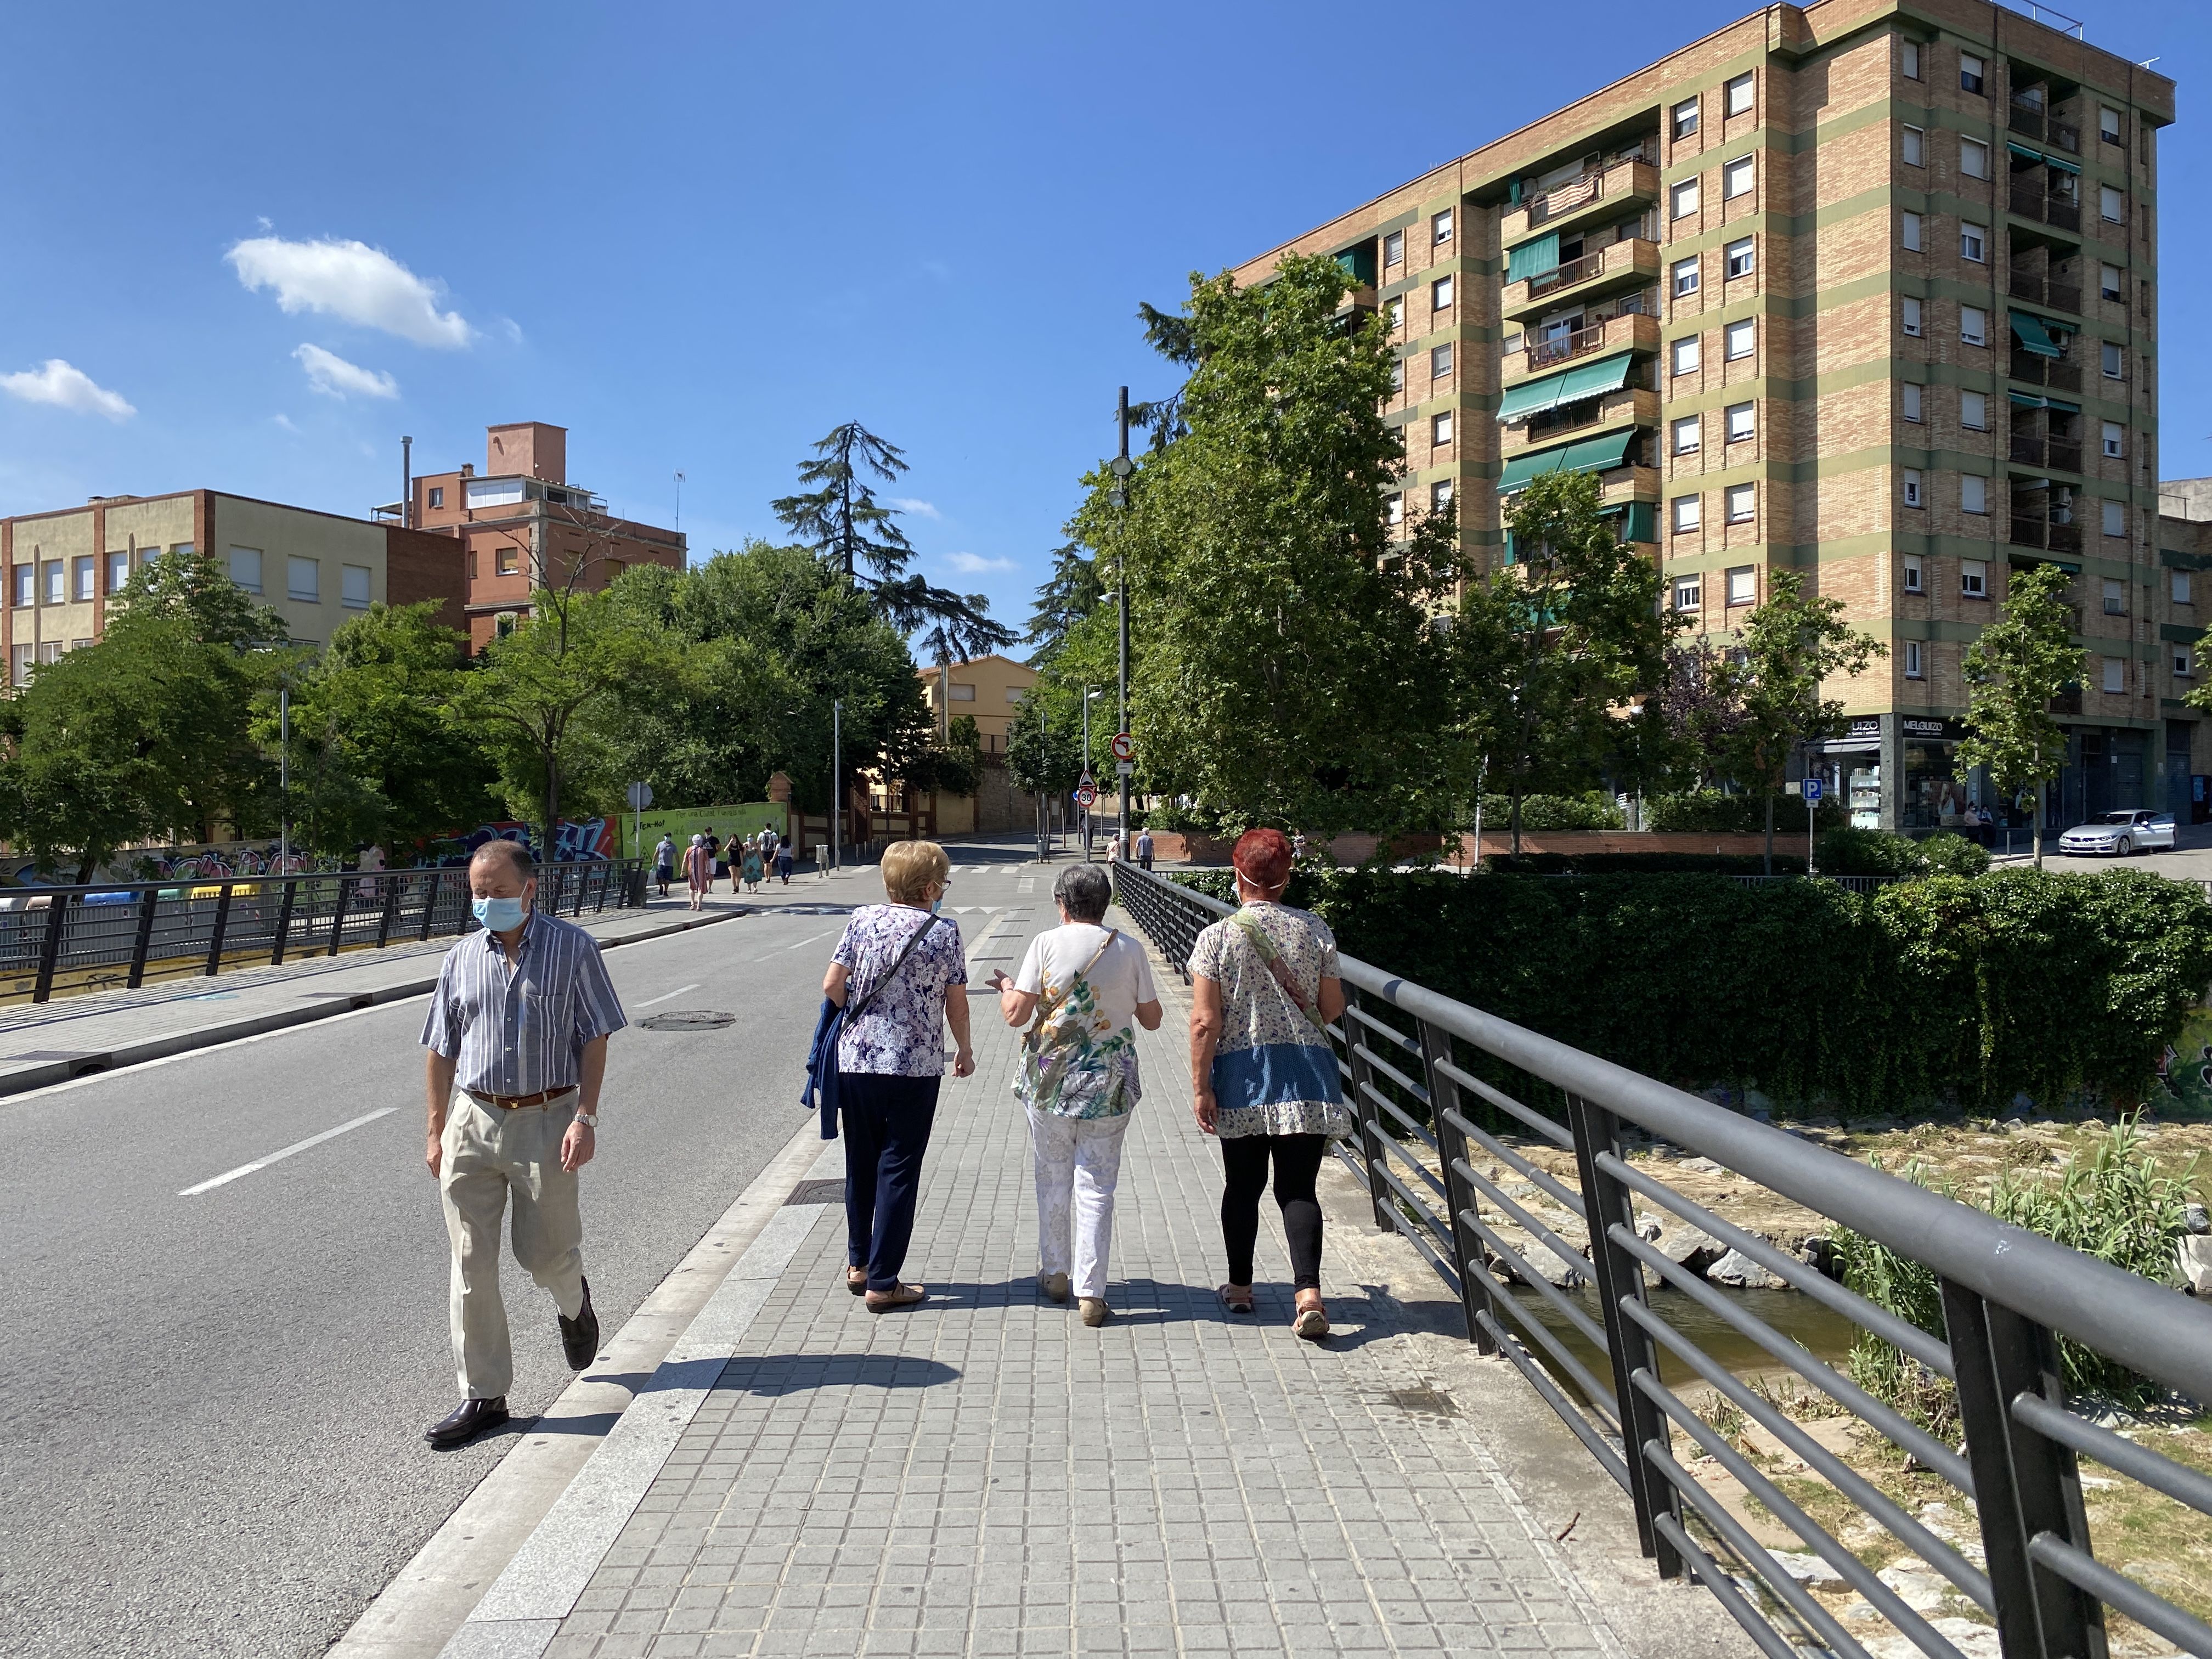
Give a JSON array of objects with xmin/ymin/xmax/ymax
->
[
  {"xmin": 2009, "ymin": 104, "xmax": 2081, "ymax": 153},
  {"xmin": 2010, "ymin": 180, "xmax": 2082, "ymax": 231},
  {"xmin": 2009, "ymin": 434, "xmax": 2083, "ymax": 472},
  {"xmin": 2010, "ymin": 351, "xmax": 2084, "ymax": 393},
  {"xmin": 1526, "ymin": 249, "xmax": 1604, "ymax": 302},
  {"xmin": 1518, "ymin": 305, "xmax": 1654, "ymax": 374},
  {"xmin": 2009, "ymin": 516, "xmax": 2084, "ymax": 554},
  {"xmin": 2008, "ymin": 271, "xmax": 2083, "ymax": 313}
]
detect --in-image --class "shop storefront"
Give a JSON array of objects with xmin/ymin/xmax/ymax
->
[
  {"xmin": 1821, "ymin": 717, "xmax": 1884, "ymax": 831},
  {"xmin": 1898, "ymin": 716, "xmax": 1972, "ymax": 831}
]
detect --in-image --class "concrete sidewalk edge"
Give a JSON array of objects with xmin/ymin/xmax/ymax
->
[
  {"xmin": 0, "ymin": 909, "xmax": 741, "ymax": 1101},
  {"xmin": 328, "ymin": 1106, "xmax": 831, "ymax": 1659}
]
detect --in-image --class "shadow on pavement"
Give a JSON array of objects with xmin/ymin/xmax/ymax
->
[{"xmin": 715, "ymin": 1352, "xmax": 961, "ymax": 1396}]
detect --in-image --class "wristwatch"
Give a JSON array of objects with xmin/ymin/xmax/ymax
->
[{"xmin": 574, "ymin": 1112, "xmax": 599, "ymax": 1128}]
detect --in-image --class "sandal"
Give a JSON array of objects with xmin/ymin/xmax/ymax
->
[
  {"xmin": 865, "ymin": 1282, "xmax": 927, "ymax": 1312},
  {"xmin": 1218, "ymin": 1283, "xmax": 1255, "ymax": 1316},
  {"xmin": 1292, "ymin": 1294, "xmax": 1330, "ymax": 1341},
  {"xmin": 845, "ymin": 1267, "xmax": 867, "ymax": 1296}
]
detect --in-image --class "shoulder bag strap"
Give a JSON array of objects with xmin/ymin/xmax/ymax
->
[
  {"xmin": 1229, "ymin": 909, "xmax": 1328, "ymax": 1033},
  {"xmin": 1024, "ymin": 928, "xmax": 1120, "ymax": 1041},
  {"xmin": 847, "ymin": 914, "xmax": 946, "ymax": 1024}
]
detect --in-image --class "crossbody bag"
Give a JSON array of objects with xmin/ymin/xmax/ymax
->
[{"xmin": 1018, "ymin": 929, "xmax": 1134, "ymax": 1118}]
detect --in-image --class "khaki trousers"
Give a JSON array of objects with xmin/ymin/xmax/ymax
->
[{"xmin": 439, "ymin": 1088, "xmax": 586, "ymax": 1400}]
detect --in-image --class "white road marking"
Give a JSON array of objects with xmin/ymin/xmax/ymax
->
[
  {"xmin": 751, "ymin": 929, "xmax": 832, "ymax": 962},
  {"xmin": 631, "ymin": 983, "xmax": 701, "ymax": 1009},
  {"xmin": 178, "ymin": 1107, "xmax": 399, "ymax": 1196}
]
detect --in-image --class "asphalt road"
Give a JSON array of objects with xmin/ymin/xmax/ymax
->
[{"xmin": 0, "ymin": 849, "xmax": 1040, "ymax": 1659}]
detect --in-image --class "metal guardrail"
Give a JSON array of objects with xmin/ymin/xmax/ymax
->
[
  {"xmin": 0, "ymin": 860, "xmax": 647, "ymax": 1003},
  {"xmin": 1110, "ymin": 859, "xmax": 2212, "ymax": 1659}
]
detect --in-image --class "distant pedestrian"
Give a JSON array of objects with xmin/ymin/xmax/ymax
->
[
  {"xmin": 653, "ymin": 834, "xmax": 676, "ymax": 898},
  {"xmin": 419, "ymin": 839, "xmax": 627, "ymax": 1448},
  {"xmin": 1188, "ymin": 827, "xmax": 1347, "ymax": 1339},
  {"xmin": 818, "ymin": 841, "xmax": 973, "ymax": 1311},
  {"xmin": 741, "ymin": 847, "xmax": 764, "ymax": 893},
  {"xmin": 684, "ymin": 833, "xmax": 712, "ymax": 911},
  {"xmin": 990, "ymin": 864, "xmax": 1161, "ymax": 1325},
  {"xmin": 703, "ymin": 831, "xmax": 724, "ymax": 884},
  {"xmin": 774, "ymin": 836, "xmax": 794, "ymax": 885},
  {"xmin": 1135, "ymin": 828, "xmax": 1154, "ymax": 872}
]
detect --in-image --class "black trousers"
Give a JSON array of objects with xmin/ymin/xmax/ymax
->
[
  {"xmin": 840, "ymin": 1072, "xmax": 942, "ymax": 1293},
  {"xmin": 1220, "ymin": 1133, "xmax": 1327, "ymax": 1292}
]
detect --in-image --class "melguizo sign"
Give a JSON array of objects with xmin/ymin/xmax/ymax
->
[{"xmin": 1834, "ymin": 714, "xmax": 1968, "ymax": 744}]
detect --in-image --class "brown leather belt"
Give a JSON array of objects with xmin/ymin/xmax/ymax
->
[{"xmin": 467, "ymin": 1086, "xmax": 576, "ymax": 1110}]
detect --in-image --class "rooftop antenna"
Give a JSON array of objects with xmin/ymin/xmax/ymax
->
[
  {"xmin": 674, "ymin": 470, "xmax": 685, "ymax": 533},
  {"xmin": 401, "ymin": 435, "xmax": 413, "ymax": 529}
]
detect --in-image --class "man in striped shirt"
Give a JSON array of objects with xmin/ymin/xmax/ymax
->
[{"xmin": 420, "ymin": 839, "xmax": 628, "ymax": 1449}]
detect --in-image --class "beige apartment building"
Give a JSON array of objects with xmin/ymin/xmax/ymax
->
[
  {"xmin": 0, "ymin": 492, "xmax": 465, "ymax": 687},
  {"xmin": 1235, "ymin": 0, "xmax": 2198, "ymax": 831},
  {"xmin": 918, "ymin": 652, "xmax": 1039, "ymax": 753}
]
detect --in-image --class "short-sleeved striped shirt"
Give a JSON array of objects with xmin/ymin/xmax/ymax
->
[{"xmin": 420, "ymin": 909, "xmax": 628, "ymax": 1096}]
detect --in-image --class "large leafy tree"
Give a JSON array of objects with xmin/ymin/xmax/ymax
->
[
  {"xmin": 1078, "ymin": 253, "xmax": 1462, "ymax": 834},
  {"xmin": 1024, "ymin": 542, "xmax": 1104, "ymax": 668},
  {"xmin": 1965, "ymin": 561, "xmax": 2083, "ymax": 867}
]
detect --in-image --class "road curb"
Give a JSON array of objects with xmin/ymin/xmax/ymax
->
[{"xmin": 0, "ymin": 909, "xmax": 741, "ymax": 1100}]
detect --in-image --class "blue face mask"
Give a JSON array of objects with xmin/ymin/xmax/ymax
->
[{"xmin": 473, "ymin": 894, "xmax": 528, "ymax": 932}]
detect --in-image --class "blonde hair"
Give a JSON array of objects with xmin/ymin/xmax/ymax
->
[{"xmin": 880, "ymin": 839, "xmax": 950, "ymax": 905}]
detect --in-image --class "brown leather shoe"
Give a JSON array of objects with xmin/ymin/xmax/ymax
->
[
  {"xmin": 425, "ymin": 1396, "xmax": 509, "ymax": 1449},
  {"xmin": 864, "ymin": 1283, "xmax": 927, "ymax": 1312}
]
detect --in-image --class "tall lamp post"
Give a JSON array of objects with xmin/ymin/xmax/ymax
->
[
  {"xmin": 831, "ymin": 698, "xmax": 842, "ymax": 872},
  {"xmin": 1082, "ymin": 687, "xmax": 1103, "ymax": 852},
  {"xmin": 1111, "ymin": 388, "xmax": 1136, "ymax": 858}
]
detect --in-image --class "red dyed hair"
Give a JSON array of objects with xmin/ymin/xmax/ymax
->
[{"xmin": 1231, "ymin": 827, "xmax": 1293, "ymax": 892}]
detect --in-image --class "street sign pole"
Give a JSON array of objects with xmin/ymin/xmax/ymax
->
[
  {"xmin": 1113, "ymin": 388, "xmax": 1135, "ymax": 859},
  {"xmin": 1803, "ymin": 775, "xmax": 1824, "ymax": 875}
]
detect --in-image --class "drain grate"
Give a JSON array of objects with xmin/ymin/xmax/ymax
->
[
  {"xmin": 641, "ymin": 1010, "xmax": 736, "ymax": 1031},
  {"xmin": 1381, "ymin": 1387, "xmax": 1458, "ymax": 1418}
]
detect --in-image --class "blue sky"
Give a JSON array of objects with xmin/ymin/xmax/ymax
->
[{"xmin": 2, "ymin": 1, "xmax": 2206, "ymax": 644}]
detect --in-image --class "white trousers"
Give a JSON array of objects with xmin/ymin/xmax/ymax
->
[
  {"xmin": 439, "ymin": 1089, "xmax": 586, "ymax": 1400},
  {"xmin": 1026, "ymin": 1105, "xmax": 1132, "ymax": 1300}
]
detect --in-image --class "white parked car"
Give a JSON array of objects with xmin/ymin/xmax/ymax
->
[{"xmin": 2057, "ymin": 809, "xmax": 2177, "ymax": 857}]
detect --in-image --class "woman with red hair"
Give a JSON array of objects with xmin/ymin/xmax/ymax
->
[{"xmin": 1186, "ymin": 827, "xmax": 1348, "ymax": 1338}]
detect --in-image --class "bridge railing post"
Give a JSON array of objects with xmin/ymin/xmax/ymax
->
[{"xmin": 1417, "ymin": 1018, "xmax": 1497, "ymax": 1352}]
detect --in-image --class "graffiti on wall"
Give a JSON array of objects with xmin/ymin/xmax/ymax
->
[{"xmin": 425, "ymin": 818, "xmax": 618, "ymax": 867}]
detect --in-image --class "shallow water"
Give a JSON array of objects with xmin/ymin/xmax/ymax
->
[{"xmin": 1503, "ymin": 1277, "xmax": 1865, "ymax": 1400}]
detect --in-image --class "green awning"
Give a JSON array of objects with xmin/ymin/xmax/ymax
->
[
  {"xmin": 1494, "ymin": 351, "xmax": 1634, "ymax": 422},
  {"xmin": 2010, "ymin": 311, "xmax": 2061, "ymax": 357},
  {"xmin": 1496, "ymin": 427, "xmax": 1638, "ymax": 492},
  {"xmin": 1506, "ymin": 232, "xmax": 1560, "ymax": 285},
  {"xmin": 2010, "ymin": 390, "xmax": 2048, "ymax": 407},
  {"xmin": 1604, "ymin": 500, "xmax": 1658, "ymax": 543},
  {"xmin": 2007, "ymin": 140, "xmax": 2080, "ymax": 176},
  {"xmin": 2046, "ymin": 397, "xmax": 2080, "ymax": 414},
  {"xmin": 2045, "ymin": 152, "xmax": 2081, "ymax": 176},
  {"xmin": 2007, "ymin": 141, "xmax": 2045, "ymax": 162}
]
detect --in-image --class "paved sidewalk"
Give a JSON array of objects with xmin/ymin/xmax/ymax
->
[{"xmin": 442, "ymin": 902, "xmax": 1629, "ymax": 1659}]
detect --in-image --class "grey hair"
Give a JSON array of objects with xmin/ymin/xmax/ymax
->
[
  {"xmin": 470, "ymin": 838, "xmax": 535, "ymax": 881},
  {"xmin": 1053, "ymin": 863, "xmax": 1111, "ymax": 924}
]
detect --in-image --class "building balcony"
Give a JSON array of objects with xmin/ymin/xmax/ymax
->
[
  {"xmin": 2008, "ymin": 103, "xmax": 2081, "ymax": 154},
  {"xmin": 2010, "ymin": 351, "xmax": 2083, "ymax": 393},
  {"xmin": 1504, "ymin": 309, "xmax": 1658, "ymax": 384},
  {"xmin": 1500, "ymin": 159, "xmax": 1660, "ymax": 245},
  {"xmin": 1499, "ymin": 388, "xmax": 1655, "ymax": 457},
  {"xmin": 2008, "ymin": 516, "xmax": 2084, "ymax": 555},
  {"xmin": 2009, "ymin": 433, "xmax": 2084, "ymax": 473},
  {"xmin": 1503, "ymin": 238, "xmax": 1660, "ymax": 324},
  {"xmin": 2010, "ymin": 181, "xmax": 2082, "ymax": 233},
  {"xmin": 2008, "ymin": 270, "xmax": 2082, "ymax": 314}
]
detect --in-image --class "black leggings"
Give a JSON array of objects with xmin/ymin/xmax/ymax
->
[{"xmin": 1221, "ymin": 1133, "xmax": 1327, "ymax": 1292}]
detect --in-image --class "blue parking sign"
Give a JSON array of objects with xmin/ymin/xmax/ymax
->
[{"xmin": 1803, "ymin": 777, "xmax": 1824, "ymax": 803}]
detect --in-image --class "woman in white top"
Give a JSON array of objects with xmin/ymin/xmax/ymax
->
[{"xmin": 991, "ymin": 862, "xmax": 1161, "ymax": 1327}]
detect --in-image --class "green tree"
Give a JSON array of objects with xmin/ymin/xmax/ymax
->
[
  {"xmin": 1965, "ymin": 561, "xmax": 2084, "ymax": 867},
  {"xmin": 1023, "ymin": 543, "xmax": 1103, "ymax": 670},
  {"xmin": 1451, "ymin": 471, "xmax": 1675, "ymax": 852}
]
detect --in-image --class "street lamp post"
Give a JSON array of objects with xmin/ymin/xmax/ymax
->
[
  {"xmin": 278, "ymin": 681, "xmax": 290, "ymax": 868},
  {"xmin": 1083, "ymin": 687, "xmax": 1103, "ymax": 853},
  {"xmin": 1112, "ymin": 388, "xmax": 1135, "ymax": 859},
  {"xmin": 831, "ymin": 698, "xmax": 842, "ymax": 872}
]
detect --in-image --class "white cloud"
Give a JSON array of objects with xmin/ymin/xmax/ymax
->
[
  {"xmin": 294, "ymin": 343, "xmax": 398, "ymax": 400},
  {"xmin": 225, "ymin": 235, "xmax": 471, "ymax": 348},
  {"xmin": 0, "ymin": 359, "xmax": 135, "ymax": 420},
  {"xmin": 273, "ymin": 413, "xmax": 300, "ymax": 433},
  {"xmin": 945, "ymin": 551, "xmax": 1016, "ymax": 574},
  {"xmin": 891, "ymin": 497, "xmax": 942, "ymax": 520}
]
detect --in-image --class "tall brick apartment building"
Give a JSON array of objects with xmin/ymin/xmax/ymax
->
[
  {"xmin": 1234, "ymin": 0, "xmax": 2204, "ymax": 832},
  {"xmin": 378, "ymin": 422, "xmax": 686, "ymax": 652}
]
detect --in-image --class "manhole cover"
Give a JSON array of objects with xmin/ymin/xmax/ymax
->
[
  {"xmin": 1381, "ymin": 1387, "xmax": 1458, "ymax": 1418},
  {"xmin": 641, "ymin": 1011, "xmax": 736, "ymax": 1031},
  {"xmin": 786, "ymin": 1178, "xmax": 845, "ymax": 1206}
]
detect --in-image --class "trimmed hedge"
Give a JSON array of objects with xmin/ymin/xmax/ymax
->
[
  {"xmin": 1646, "ymin": 789, "xmax": 1848, "ymax": 834},
  {"xmin": 1166, "ymin": 867, "xmax": 2212, "ymax": 1114},
  {"xmin": 1483, "ymin": 852, "xmax": 1806, "ymax": 876}
]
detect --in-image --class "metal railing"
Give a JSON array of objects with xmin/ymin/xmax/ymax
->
[
  {"xmin": 1110, "ymin": 859, "xmax": 2212, "ymax": 1659},
  {"xmin": 2010, "ymin": 352, "xmax": 2084, "ymax": 394},
  {"xmin": 0, "ymin": 859, "xmax": 646, "ymax": 1004},
  {"xmin": 2007, "ymin": 272, "xmax": 2083, "ymax": 315},
  {"xmin": 2010, "ymin": 182, "xmax": 2083, "ymax": 232}
]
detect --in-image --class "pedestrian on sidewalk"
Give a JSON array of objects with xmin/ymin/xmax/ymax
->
[
  {"xmin": 419, "ymin": 839, "xmax": 627, "ymax": 1448},
  {"xmin": 774, "ymin": 836, "xmax": 794, "ymax": 885},
  {"xmin": 1135, "ymin": 827, "xmax": 1154, "ymax": 872},
  {"xmin": 990, "ymin": 863, "xmax": 1161, "ymax": 1326},
  {"xmin": 1187, "ymin": 827, "xmax": 1348, "ymax": 1340},
  {"xmin": 653, "ymin": 833, "xmax": 676, "ymax": 898},
  {"xmin": 820, "ymin": 840, "xmax": 973, "ymax": 1312},
  {"xmin": 683, "ymin": 833, "xmax": 712, "ymax": 911},
  {"xmin": 741, "ymin": 845, "xmax": 764, "ymax": 893}
]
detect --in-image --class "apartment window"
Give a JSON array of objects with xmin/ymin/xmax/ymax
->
[
  {"xmin": 1006, "ymin": 687, "xmax": 1026, "ymax": 704},
  {"xmin": 2103, "ymin": 499, "xmax": 2126, "ymax": 538},
  {"xmin": 2103, "ymin": 578, "xmax": 2126, "ymax": 615},
  {"xmin": 1674, "ymin": 576, "xmax": 1702, "ymax": 611},
  {"xmin": 171, "ymin": 542, "xmax": 193, "ymax": 560},
  {"xmin": 1672, "ymin": 415, "xmax": 1702, "ymax": 455},
  {"xmin": 2102, "ymin": 341, "xmax": 2125, "ymax": 380},
  {"xmin": 495, "ymin": 545, "xmax": 520, "ymax": 576},
  {"xmin": 1390, "ymin": 359, "xmax": 1405, "ymax": 392},
  {"xmin": 1902, "ymin": 126, "xmax": 1925, "ymax": 167},
  {"xmin": 2103, "ymin": 421, "xmax": 2125, "ymax": 459},
  {"xmin": 1904, "ymin": 640, "xmax": 1924, "ymax": 678},
  {"xmin": 1671, "ymin": 179, "xmax": 1700, "ymax": 219},
  {"xmin": 2177, "ymin": 646, "xmax": 2194, "ymax": 679},
  {"xmin": 1726, "ymin": 402, "xmax": 1756, "ymax": 443},
  {"xmin": 70, "ymin": 556, "xmax": 93, "ymax": 601},
  {"xmin": 1386, "ymin": 493, "xmax": 1403, "ymax": 529},
  {"xmin": 2174, "ymin": 571, "xmax": 2193, "ymax": 605},
  {"xmin": 342, "ymin": 564, "xmax": 371, "ymax": 609},
  {"xmin": 1672, "ymin": 495, "xmax": 1702, "ymax": 534},
  {"xmin": 2101, "ymin": 186, "xmax": 2125, "ymax": 224},
  {"xmin": 1430, "ymin": 343, "xmax": 1453, "ymax": 379},
  {"xmin": 229, "ymin": 546, "xmax": 263, "ymax": 594},
  {"xmin": 43, "ymin": 561, "xmax": 62, "ymax": 605},
  {"xmin": 37, "ymin": 642, "xmax": 59, "ymax": 666},
  {"xmin": 2101, "ymin": 263, "xmax": 2124, "ymax": 302},
  {"xmin": 1960, "ymin": 222, "xmax": 1986, "ymax": 263},
  {"xmin": 1432, "ymin": 413, "xmax": 1453, "ymax": 447},
  {"xmin": 427, "ymin": 486, "xmax": 444, "ymax": 509},
  {"xmin": 1431, "ymin": 481, "xmax": 1453, "ymax": 512},
  {"xmin": 1900, "ymin": 40, "xmax": 1921, "ymax": 80},
  {"xmin": 1901, "ymin": 296, "xmax": 1923, "ymax": 336},
  {"xmin": 1960, "ymin": 306, "xmax": 1987, "ymax": 347},
  {"xmin": 1723, "ymin": 156, "xmax": 1754, "ymax": 199},
  {"xmin": 1726, "ymin": 566, "xmax": 1756, "ymax": 605},
  {"xmin": 1961, "ymin": 390, "xmax": 1987, "ymax": 430},
  {"xmin": 1432, "ymin": 209, "xmax": 1453, "ymax": 245},
  {"xmin": 1388, "ymin": 297, "xmax": 1405, "ymax": 330},
  {"xmin": 1961, "ymin": 474, "xmax": 1988, "ymax": 515},
  {"xmin": 467, "ymin": 549, "xmax": 479, "ymax": 580},
  {"xmin": 106, "ymin": 550, "xmax": 129, "ymax": 593},
  {"xmin": 1725, "ymin": 236, "xmax": 1754, "ymax": 279},
  {"xmin": 1900, "ymin": 382, "xmax": 1923, "ymax": 423},
  {"xmin": 946, "ymin": 682, "xmax": 976, "ymax": 703},
  {"xmin": 2102, "ymin": 656, "xmax": 2125, "ymax": 694},
  {"xmin": 1960, "ymin": 137, "xmax": 1989, "ymax": 179},
  {"xmin": 1725, "ymin": 74, "xmax": 1754, "ymax": 117},
  {"xmin": 10, "ymin": 565, "xmax": 29, "ymax": 609},
  {"xmin": 1673, "ymin": 256, "xmax": 1701, "ymax": 297},
  {"xmin": 1961, "ymin": 558, "xmax": 1988, "ymax": 597},
  {"xmin": 2100, "ymin": 105, "xmax": 2124, "ymax": 145},
  {"xmin": 1672, "ymin": 336, "xmax": 1701, "ymax": 376},
  {"xmin": 1903, "ymin": 469, "xmax": 1923, "ymax": 508},
  {"xmin": 9, "ymin": 645, "xmax": 29, "ymax": 687},
  {"xmin": 287, "ymin": 556, "xmax": 320, "ymax": 602},
  {"xmin": 1903, "ymin": 555, "xmax": 1924, "ymax": 593},
  {"xmin": 1384, "ymin": 230, "xmax": 1404, "ymax": 267},
  {"xmin": 1672, "ymin": 98, "xmax": 1700, "ymax": 140},
  {"xmin": 1960, "ymin": 53, "xmax": 1985, "ymax": 94},
  {"xmin": 1724, "ymin": 319, "xmax": 1754, "ymax": 360},
  {"xmin": 1432, "ymin": 277, "xmax": 1453, "ymax": 310},
  {"xmin": 1725, "ymin": 483, "xmax": 1756, "ymax": 524},
  {"xmin": 1901, "ymin": 211, "xmax": 1923, "ymax": 251}
]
